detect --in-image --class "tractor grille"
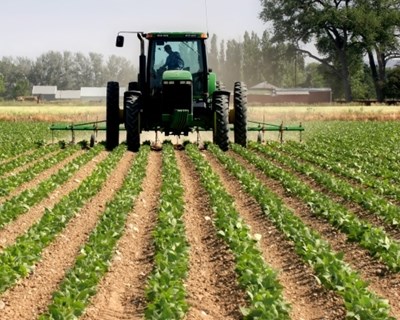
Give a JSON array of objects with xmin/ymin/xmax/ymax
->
[{"xmin": 162, "ymin": 81, "xmax": 193, "ymax": 114}]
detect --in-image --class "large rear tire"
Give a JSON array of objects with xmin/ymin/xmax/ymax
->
[
  {"xmin": 234, "ymin": 81, "xmax": 247, "ymax": 147},
  {"xmin": 106, "ymin": 81, "xmax": 120, "ymax": 150},
  {"xmin": 125, "ymin": 92, "xmax": 141, "ymax": 152},
  {"xmin": 213, "ymin": 92, "xmax": 229, "ymax": 151}
]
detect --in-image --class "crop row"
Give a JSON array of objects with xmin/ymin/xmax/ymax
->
[
  {"xmin": 306, "ymin": 122, "xmax": 400, "ymax": 165},
  {"xmin": 297, "ymin": 122, "xmax": 400, "ymax": 182},
  {"xmin": 251, "ymin": 142, "xmax": 400, "ymax": 228},
  {"xmin": 40, "ymin": 145, "xmax": 150, "ymax": 319},
  {"xmin": 187, "ymin": 143, "xmax": 291, "ymax": 318},
  {"xmin": 0, "ymin": 121, "xmax": 53, "ymax": 161},
  {"xmin": 0, "ymin": 144, "xmax": 103, "ymax": 229},
  {"xmin": 144, "ymin": 143, "xmax": 189, "ymax": 318},
  {"xmin": 232, "ymin": 143, "xmax": 400, "ymax": 272},
  {"xmin": 281, "ymin": 141, "xmax": 400, "ymax": 201},
  {"xmin": 210, "ymin": 144, "xmax": 392, "ymax": 319},
  {"xmin": 0, "ymin": 143, "xmax": 59, "ymax": 177},
  {"xmin": 0, "ymin": 144, "xmax": 126, "ymax": 293},
  {"xmin": 0, "ymin": 145, "xmax": 79, "ymax": 196}
]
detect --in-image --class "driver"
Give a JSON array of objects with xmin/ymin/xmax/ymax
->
[{"xmin": 161, "ymin": 45, "xmax": 184, "ymax": 70}]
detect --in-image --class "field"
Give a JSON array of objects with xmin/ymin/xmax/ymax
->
[{"xmin": 0, "ymin": 105, "xmax": 400, "ymax": 319}]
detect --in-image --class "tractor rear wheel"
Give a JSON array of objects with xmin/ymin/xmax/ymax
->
[
  {"xmin": 213, "ymin": 92, "xmax": 229, "ymax": 151},
  {"xmin": 234, "ymin": 81, "xmax": 248, "ymax": 147},
  {"xmin": 125, "ymin": 92, "xmax": 141, "ymax": 152},
  {"xmin": 106, "ymin": 81, "xmax": 120, "ymax": 150}
]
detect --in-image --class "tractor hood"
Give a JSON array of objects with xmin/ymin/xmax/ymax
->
[{"xmin": 162, "ymin": 70, "xmax": 192, "ymax": 82}]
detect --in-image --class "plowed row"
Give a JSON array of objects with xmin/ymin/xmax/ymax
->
[{"xmin": 0, "ymin": 141, "xmax": 399, "ymax": 319}]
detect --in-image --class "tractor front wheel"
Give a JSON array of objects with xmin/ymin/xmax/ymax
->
[
  {"xmin": 234, "ymin": 81, "xmax": 248, "ymax": 147},
  {"xmin": 106, "ymin": 81, "xmax": 120, "ymax": 150},
  {"xmin": 125, "ymin": 92, "xmax": 141, "ymax": 152},
  {"xmin": 213, "ymin": 92, "xmax": 229, "ymax": 151}
]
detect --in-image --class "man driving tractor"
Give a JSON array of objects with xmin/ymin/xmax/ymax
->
[{"xmin": 161, "ymin": 44, "xmax": 184, "ymax": 70}]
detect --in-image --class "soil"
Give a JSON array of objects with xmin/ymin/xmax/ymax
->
[{"xmin": 0, "ymin": 147, "xmax": 399, "ymax": 319}]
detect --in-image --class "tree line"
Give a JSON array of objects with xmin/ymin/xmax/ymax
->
[
  {"xmin": 0, "ymin": 52, "xmax": 136, "ymax": 100},
  {"xmin": 259, "ymin": 0, "xmax": 400, "ymax": 102},
  {"xmin": 1, "ymin": 2, "xmax": 400, "ymax": 103}
]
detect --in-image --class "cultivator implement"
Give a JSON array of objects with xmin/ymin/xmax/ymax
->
[
  {"xmin": 247, "ymin": 120, "xmax": 304, "ymax": 143},
  {"xmin": 49, "ymin": 119, "xmax": 304, "ymax": 146}
]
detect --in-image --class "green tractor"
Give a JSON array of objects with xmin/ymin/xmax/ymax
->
[{"xmin": 106, "ymin": 31, "xmax": 247, "ymax": 151}]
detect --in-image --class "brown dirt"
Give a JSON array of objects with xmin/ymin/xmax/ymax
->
[
  {"xmin": 0, "ymin": 151, "xmax": 135, "ymax": 320},
  {"xmin": 176, "ymin": 151, "xmax": 247, "ymax": 320}
]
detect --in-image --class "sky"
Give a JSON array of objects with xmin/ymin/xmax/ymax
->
[{"xmin": 0, "ymin": 0, "xmax": 267, "ymax": 60}]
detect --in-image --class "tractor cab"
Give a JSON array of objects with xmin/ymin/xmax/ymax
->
[
  {"xmin": 146, "ymin": 33, "xmax": 208, "ymax": 101},
  {"xmin": 143, "ymin": 33, "xmax": 210, "ymax": 130}
]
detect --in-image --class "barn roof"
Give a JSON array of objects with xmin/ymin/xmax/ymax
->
[
  {"xmin": 32, "ymin": 86, "xmax": 57, "ymax": 95},
  {"xmin": 56, "ymin": 90, "xmax": 81, "ymax": 99},
  {"xmin": 250, "ymin": 81, "xmax": 279, "ymax": 90},
  {"xmin": 80, "ymin": 87, "xmax": 106, "ymax": 97},
  {"xmin": 81, "ymin": 87, "xmax": 126, "ymax": 97}
]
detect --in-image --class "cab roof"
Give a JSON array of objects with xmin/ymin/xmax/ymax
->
[{"xmin": 145, "ymin": 32, "xmax": 208, "ymax": 39}]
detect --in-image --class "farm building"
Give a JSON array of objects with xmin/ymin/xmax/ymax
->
[
  {"xmin": 80, "ymin": 87, "xmax": 126, "ymax": 102},
  {"xmin": 32, "ymin": 86, "xmax": 57, "ymax": 100},
  {"xmin": 56, "ymin": 90, "xmax": 81, "ymax": 100},
  {"xmin": 32, "ymin": 86, "xmax": 127, "ymax": 102},
  {"xmin": 80, "ymin": 87, "xmax": 106, "ymax": 102},
  {"xmin": 248, "ymin": 81, "xmax": 332, "ymax": 104}
]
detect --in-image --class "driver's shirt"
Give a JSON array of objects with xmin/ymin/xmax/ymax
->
[{"xmin": 166, "ymin": 52, "xmax": 184, "ymax": 70}]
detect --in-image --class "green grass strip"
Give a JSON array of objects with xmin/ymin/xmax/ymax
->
[
  {"xmin": 213, "ymin": 144, "xmax": 393, "ymax": 319},
  {"xmin": 0, "ymin": 144, "xmax": 103, "ymax": 229},
  {"xmin": 145, "ymin": 143, "xmax": 189, "ymax": 319},
  {"xmin": 187, "ymin": 144, "xmax": 290, "ymax": 319},
  {"xmin": 0, "ymin": 144, "xmax": 126, "ymax": 294},
  {"xmin": 39, "ymin": 145, "xmax": 150, "ymax": 320},
  {"xmin": 234, "ymin": 143, "xmax": 400, "ymax": 272}
]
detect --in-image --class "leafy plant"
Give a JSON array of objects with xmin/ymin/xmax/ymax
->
[{"xmin": 145, "ymin": 143, "xmax": 189, "ymax": 319}]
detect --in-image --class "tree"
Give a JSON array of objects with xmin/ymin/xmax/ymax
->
[
  {"xmin": 0, "ymin": 57, "xmax": 33, "ymax": 99},
  {"xmin": 260, "ymin": 0, "xmax": 358, "ymax": 101},
  {"xmin": 302, "ymin": 63, "xmax": 326, "ymax": 88},
  {"xmin": 351, "ymin": 0, "xmax": 400, "ymax": 101},
  {"xmin": 386, "ymin": 65, "xmax": 400, "ymax": 98},
  {"xmin": 104, "ymin": 55, "xmax": 136, "ymax": 86},
  {"xmin": 30, "ymin": 51, "xmax": 64, "ymax": 87},
  {"xmin": 218, "ymin": 40, "xmax": 226, "ymax": 83},
  {"xmin": 59, "ymin": 51, "xmax": 75, "ymax": 90},
  {"xmin": 260, "ymin": 0, "xmax": 400, "ymax": 101},
  {"xmin": 89, "ymin": 53, "xmax": 106, "ymax": 87},
  {"xmin": 224, "ymin": 40, "xmax": 243, "ymax": 88},
  {"xmin": 242, "ymin": 31, "xmax": 263, "ymax": 87},
  {"xmin": 0, "ymin": 73, "xmax": 5, "ymax": 99},
  {"xmin": 13, "ymin": 78, "xmax": 30, "ymax": 97},
  {"xmin": 208, "ymin": 34, "xmax": 219, "ymax": 73}
]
